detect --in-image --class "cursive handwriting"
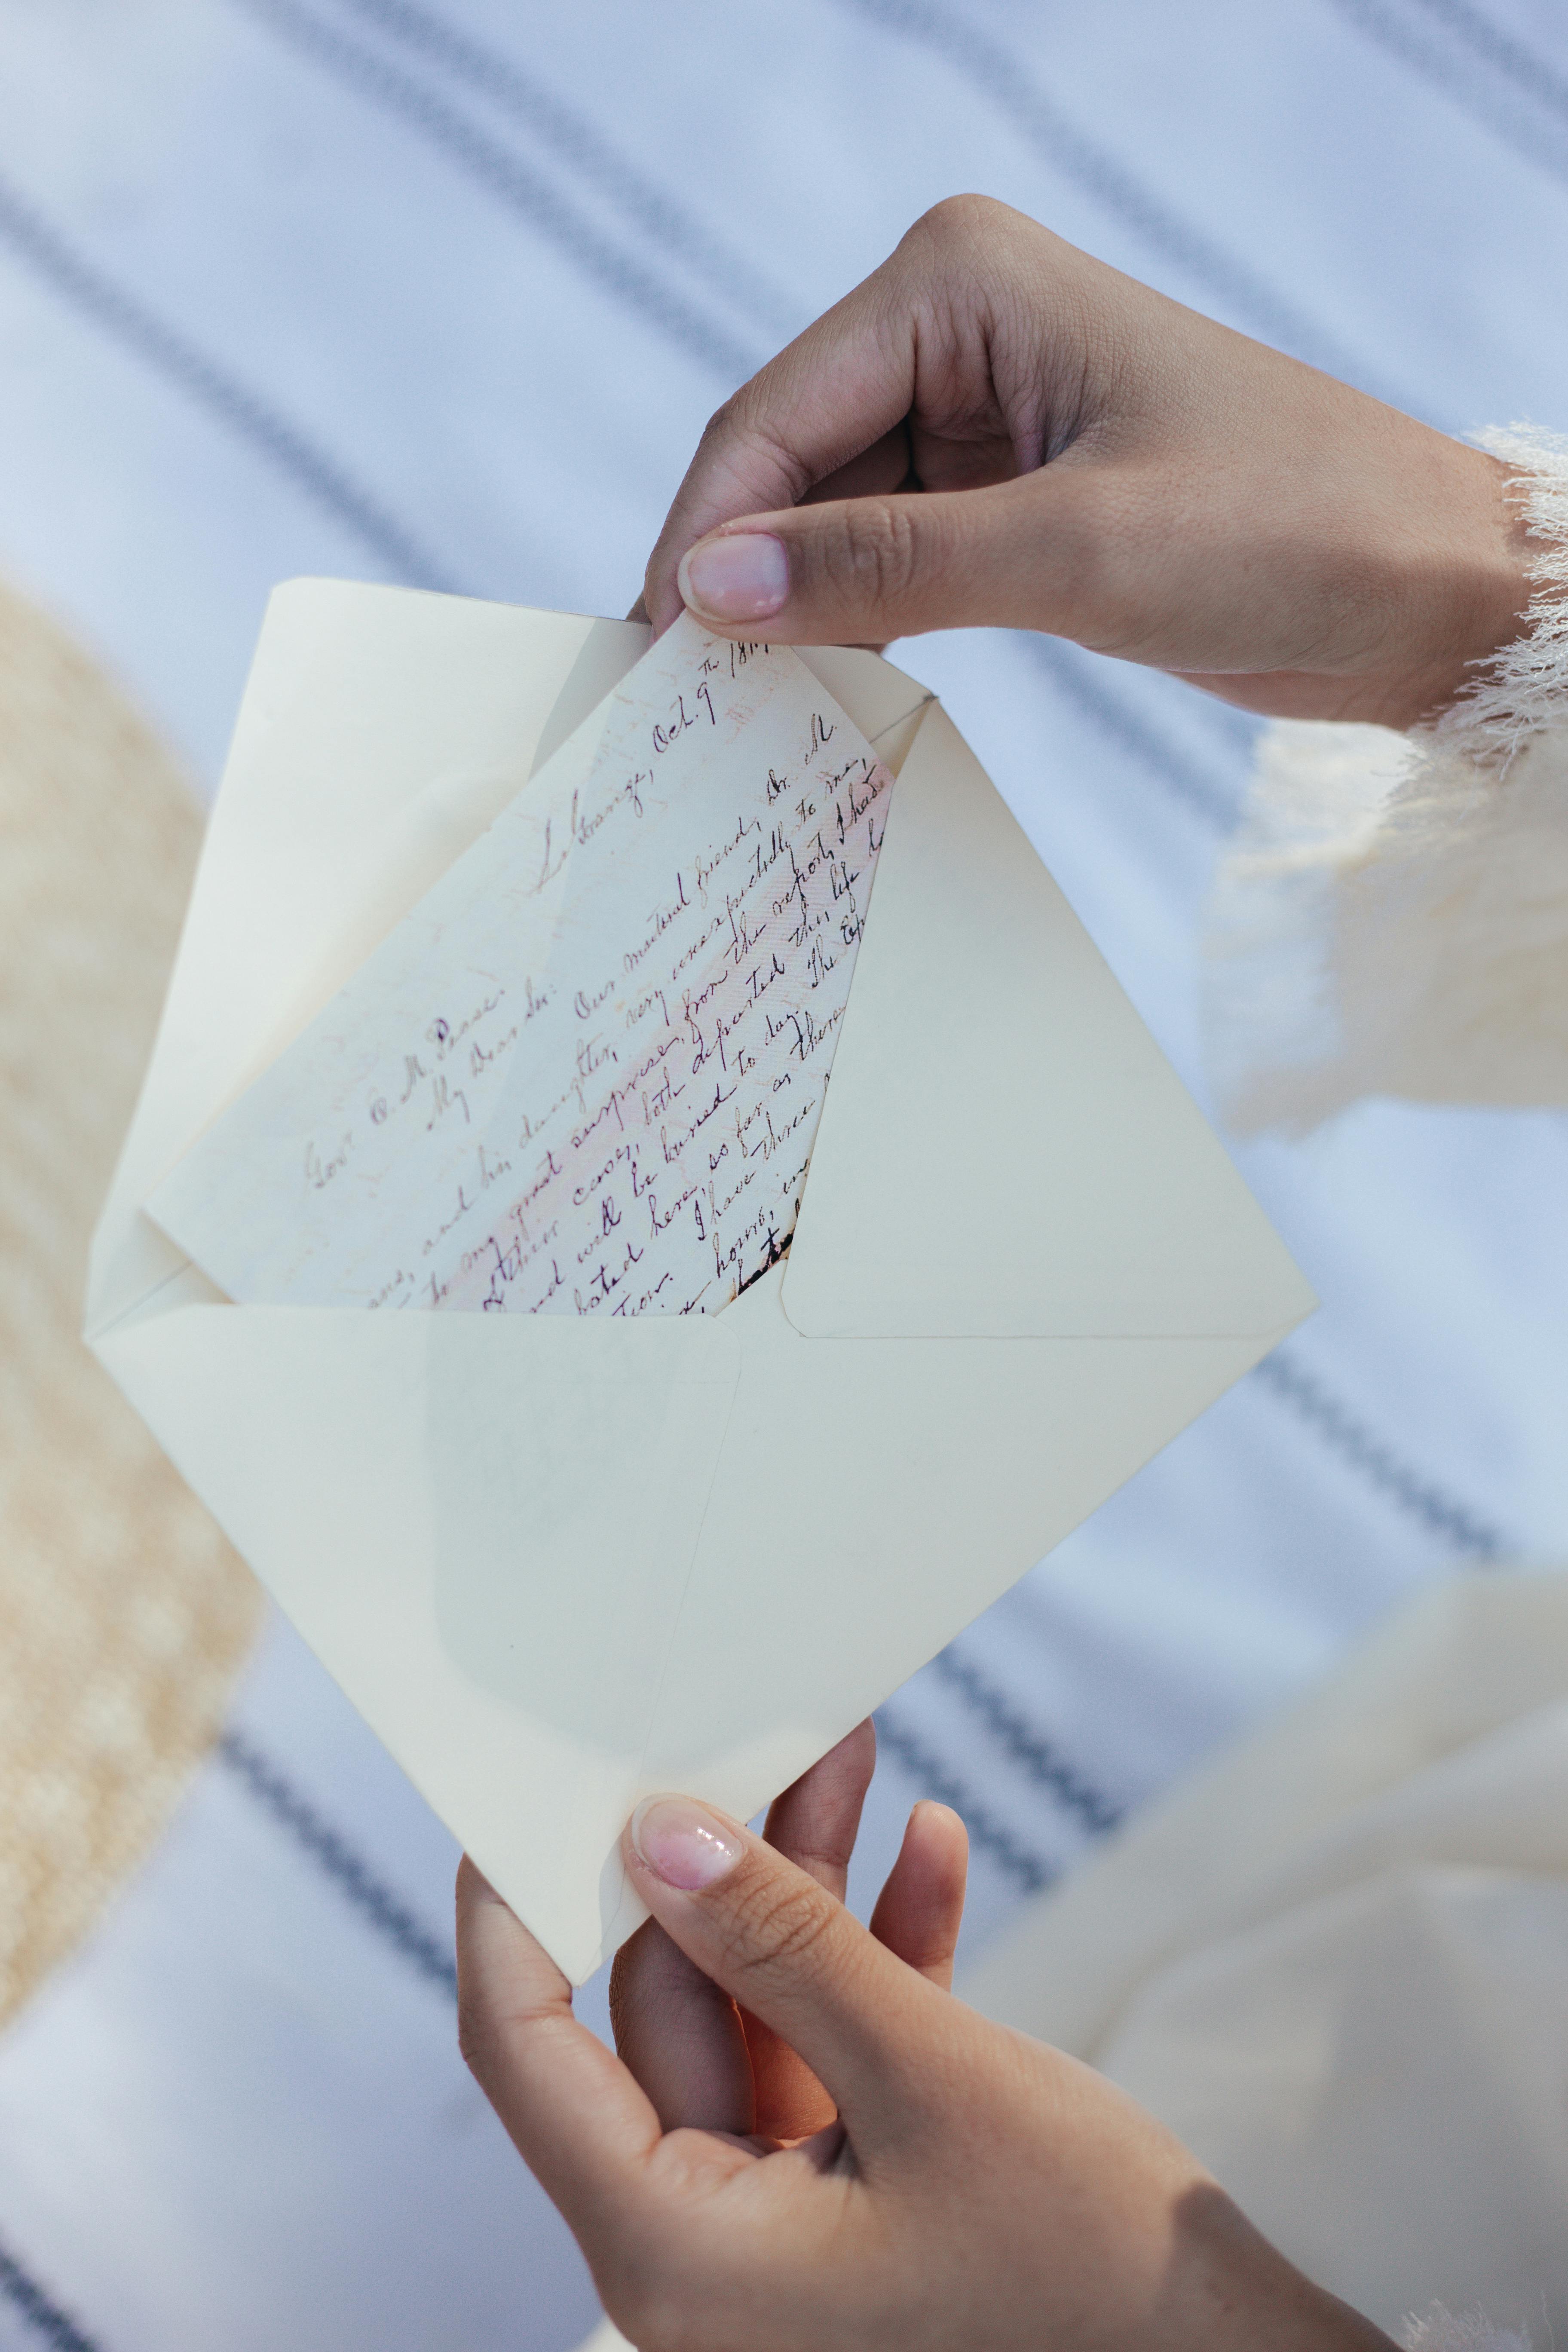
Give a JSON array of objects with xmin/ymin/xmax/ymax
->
[{"xmin": 150, "ymin": 616, "xmax": 898, "ymax": 1320}]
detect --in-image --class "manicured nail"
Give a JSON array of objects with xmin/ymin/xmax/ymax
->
[
  {"xmin": 629, "ymin": 1796, "xmax": 744, "ymax": 1891},
  {"xmin": 677, "ymin": 533, "xmax": 790, "ymax": 623}
]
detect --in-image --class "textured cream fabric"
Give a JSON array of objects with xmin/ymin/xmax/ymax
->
[
  {"xmin": 575, "ymin": 1577, "xmax": 1568, "ymax": 2351},
  {"xmin": 0, "ymin": 579, "xmax": 263, "ymax": 2026},
  {"xmin": 1204, "ymin": 426, "xmax": 1568, "ymax": 1133},
  {"xmin": 1204, "ymin": 718, "xmax": 1568, "ymax": 1130},
  {"xmin": 964, "ymin": 1571, "xmax": 1568, "ymax": 2344}
]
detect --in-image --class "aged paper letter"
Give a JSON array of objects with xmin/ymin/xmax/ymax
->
[{"xmin": 150, "ymin": 616, "xmax": 895, "ymax": 1316}]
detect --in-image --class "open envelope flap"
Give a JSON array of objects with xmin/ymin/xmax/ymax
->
[
  {"xmin": 88, "ymin": 583, "xmax": 657, "ymax": 1336},
  {"xmin": 87, "ymin": 581, "xmax": 931, "ymax": 1338},
  {"xmin": 781, "ymin": 702, "xmax": 1317, "ymax": 1339},
  {"xmin": 95, "ymin": 1288, "xmax": 742, "ymax": 1984}
]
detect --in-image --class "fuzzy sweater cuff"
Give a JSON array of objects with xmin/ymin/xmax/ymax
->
[
  {"xmin": 1203, "ymin": 425, "xmax": 1568, "ymax": 1133},
  {"xmin": 1401, "ymin": 2306, "xmax": 1531, "ymax": 2352}
]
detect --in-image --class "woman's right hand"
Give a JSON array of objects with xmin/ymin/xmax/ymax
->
[
  {"xmin": 643, "ymin": 194, "xmax": 1529, "ymax": 730},
  {"xmin": 458, "ymin": 1727, "xmax": 1393, "ymax": 2352}
]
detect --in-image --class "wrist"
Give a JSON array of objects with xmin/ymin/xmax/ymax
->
[
  {"xmin": 1163, "ymin": 2185, "xmax": 1395, "ymax": 2352},
  {"xmin": 1389, "ymin": 448, "xmax": 1535, "ymax": 733}
]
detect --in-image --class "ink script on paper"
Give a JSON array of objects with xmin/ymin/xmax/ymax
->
[{"xmin": 150, "ymin": 616, "xmax": 896, "ymax": 1318}]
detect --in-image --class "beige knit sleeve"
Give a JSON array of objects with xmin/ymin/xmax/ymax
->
[{"xmin": 1203, "ymin": 426, "xmax": 1568, "ymax": 1134}]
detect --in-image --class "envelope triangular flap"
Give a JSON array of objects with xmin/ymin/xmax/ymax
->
[
  {"xmin": 87, "ymin": 583, "xmax": 929, "ymax": 1337},
  {"xmin": 90, "ymin": 582, "xmax": 650, "ymax": 1333},
  {"xmin": 781, "ymin": 702, "xmax": 1316, "ymax": 1340}
]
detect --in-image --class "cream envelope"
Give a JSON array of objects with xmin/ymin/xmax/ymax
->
[{"xmin": 87, "ymin": 579, "xmax": 1315, "ymax": 1984}]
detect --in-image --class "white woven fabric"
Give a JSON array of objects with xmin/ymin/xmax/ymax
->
[
  {"xmin": 1204, "ymin": 427, "xmax": 1568, "ymax": 1134},
  {"xmin": 3, "ymin": 9, "xmax": 1568, "ymax": 2351}
]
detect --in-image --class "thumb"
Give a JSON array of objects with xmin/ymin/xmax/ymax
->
[
  {"xmin": 674, "ymin": 475, "xmax": 1098, "ymax": 646},
  {"xmin": 624, "ymin": 1795, "xmax": 942, "ymax": 2137}
]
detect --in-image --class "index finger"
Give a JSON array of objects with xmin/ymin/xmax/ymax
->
[
  {"xmin": 745, "ymin": 1721, "xmax": 879, "ymax": 2138},
  {"xmin": 643, "ymin": 261, "xmax": 916, "ymax": 631},
  {"xmin": 455, "ymin": 1858, "xmax": 662, "ymax": 2240}
]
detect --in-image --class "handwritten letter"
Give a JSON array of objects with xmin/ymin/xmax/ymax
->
[{"xmin": 150, "ymin": 616, "xmax": 896, "ymax": 1317}]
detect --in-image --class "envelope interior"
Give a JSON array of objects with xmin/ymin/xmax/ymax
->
[{"xmin": 87, "ymin": 584, "xmax": 1314, "ymax": 1983}]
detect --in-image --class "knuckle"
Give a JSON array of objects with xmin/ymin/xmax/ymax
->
[
  {"xmin": 455, "ymin": 1978, "xmax": 560, "ymax": 2092},
  {"xmin": 824, "ymin": 498, "xmax": 922, "ymax": 612},
  {"xmin": 698, "ymin": 391, "xmax": 745, "ymax": 447},
  {"xmin": 720, "ymin": 1863, "xmax": 840, "ymax": 1989},
  {"xmin": 694, "ymin": 392, "xmax": 812, "ymax": 512},
  {"xmin": 905, "ymin": 190, "xmax": 1006, "ymax": 257},
  {"xmin": 692, "ymin": 391, "xmax": 761, "ymax": 478}
]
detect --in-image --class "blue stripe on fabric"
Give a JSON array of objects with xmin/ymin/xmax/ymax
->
[
  {"xmin": 219, "ymin": 1706, "xmax": 1079, "ymax": 1980},
  {"xmin": 0, "ymin": 2241, "xmax": 102, "ymax": 2352},
  {"xmin": 1409, "ymin": 0, "xmax": 1568, "ymax": 123},
  {"xmin": 1256, "ymin": 1348, "xmax": 1512, "ymax": 1559},
  {"xmin": 1330, "ymin": 0, "xmax": 1568, "ymax": 189},
  {"xmin": 874, "ymin": 1707, "xmax": 1058, "ymax": 1892},
  {"xmin": 1017, "ymin": 633, "xmax": 1245, "ymax": 829},
  {"xmin": 322, "ymin": 0, "xmax": 802, "ymax": 341},
  {"xmin": 830, "ymin": 0, "xmax": 1405, "ymax": 404},
  {"xmin": 231, "ymin": 0, "xmax": 761, "ymax": 385},
  {"xmin": 929, "ymin": 1650, "xmax": 1125, "ymax": 1834},
  {"xmin": 216, "ymin": 1730, "xmax": 460, "ymax": 2000},
  {"xmin": 0, "ymin": 171, "xmax": 452, "ymax": 587}
]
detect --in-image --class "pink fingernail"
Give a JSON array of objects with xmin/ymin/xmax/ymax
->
[
  {"xmin": 629, "ymin": 1797, "xmax": 744, "ymax": 1890},
  {"xmin": 677, "ymin": 533, "xmax": 790, "ymax": 623}
]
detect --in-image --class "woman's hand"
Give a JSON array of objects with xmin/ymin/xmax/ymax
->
[
  {"xmin": 457, "ymin": 1727, "xmax": 1390, "ymax": 2352},
  {"xmin": 642, "ymin": 195, "xmax": 1529, "ymax": 729}
]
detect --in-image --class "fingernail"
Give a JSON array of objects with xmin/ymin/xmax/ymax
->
[
  {"xmin": 677, "ymin": 533, "xmax": 790, "ymax": 623},
  {"xmin": 629, "ymin": 1796, "xmax": 744, "ymax": 1891}
]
